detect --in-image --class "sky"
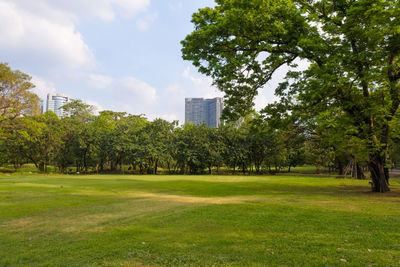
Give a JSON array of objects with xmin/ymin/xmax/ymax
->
[{"xmin": 0, "ymin": 0, "xmax": 280, "ymax": 122}]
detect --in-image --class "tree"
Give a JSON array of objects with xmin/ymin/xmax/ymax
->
[
  {"xmin": 4, "ymin": 112, "xmax": 61, "ymax": 172},
  {"xmin": 246, "ymin": 116, "xmax": 275, "ymax": 173},
  {"xmin": 91, "ymin": 111, "xmax": 122, "ymax": 172},
  {"xmin": 182, "ymin": 0, "xmax": 400, "ymax": 192},
  {"xmin": 122, "ymin": 114, "xmax": 149, "ymax": 173},
  {"xmin": 0, "ymin": 63, "xmax": 40, "ymax": 125},
  {"xmin": 175, "ymin": 123, "xmax": 210, "ymax": 174},
  {"xmin": 165, "ymin": 126, "xmax": 180, "ymax": 174},
  {"xmin": 389, "ymin": 138, "xmax": 400, "ymax": 169},
  {"xmin": 220, "ymin": 123, "xmax": 243, "ymax": 174},
  {"xmin": 135, "ymin": 118, "xmax": 174, "ymax": 174},
  {"xmin": 59, "ymin": 100, "xmax": 96, "ymax": 173},
  {"xmin": 281, "ymin": 124, "xmax": 306, "ymax": 172}
]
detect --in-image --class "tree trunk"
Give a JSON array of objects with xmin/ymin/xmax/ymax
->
[
  {"xmin": 99, "ymin": 158, "xmax": 104, "ymax": 171},
  {"xmin": 167, "ymin": 161, "xmax": 171, "ymax": 174},
  {"xmin": 38, "ymin": 162, "xmax": 45, "ymax": 172},
  {"xmin": 139, "ymin": 162, "xmax": 144, "ymax": 174},
  {"xmin": 353, "ymin": 162, "xmax": 365, "ymax": 180},
  {"xmin": 368, "ymin": 153, "xmax": 390, "ymax": 192},
  {"xmin": 255, "ymin": 163, "xmax": 260, "ymax": 174},
  {"xmin": 337, "ymin": 157, "xmax": 344, "ymax": 175},
  {"xmin": 111, "ymin": 161, "xmax": 116, "ymax": 171}
]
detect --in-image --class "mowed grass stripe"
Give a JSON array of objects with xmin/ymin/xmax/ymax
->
[{"xmin": 0, "ymin": 174, "xmax": 399, "ymax": 266}]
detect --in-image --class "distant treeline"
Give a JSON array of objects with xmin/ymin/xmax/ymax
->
[{"xmin": 1, "ymin": 100, "xmax": 398, "ymax": 175}]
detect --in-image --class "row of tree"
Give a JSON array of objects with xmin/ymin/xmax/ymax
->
[
  {"xmin": 1, "ymin": 98, "xmax": 399, "ymax": 177},
  {"xmin": 0, "ymin": 101, "xmax": 302, "ymax": 174}
]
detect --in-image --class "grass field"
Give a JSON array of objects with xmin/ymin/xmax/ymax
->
[{"xmin": 0, "ymin": 174, "xmax": 399, "ymax": 266}]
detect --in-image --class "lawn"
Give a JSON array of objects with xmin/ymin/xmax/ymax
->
[{"xmin": 0, "ymin": 174, "xmax": 399, "ymax": 266}]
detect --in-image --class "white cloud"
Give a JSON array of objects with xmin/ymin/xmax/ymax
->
[
  {"xmin": 162, "ymin": 84, "xmax": 186, "ymax": 119},
  {"xmin": 85, "ymin": 100, "xmax": 103, "ymax": 115},
  {"xmin": 88, "ymin": 76, "xmax": 158, "ymax": 117},
  {"xmin": 113, "ymin": 0, "xmax": 150, "ymax": 18},
  {"xmin": 48, "ymin": 0, "xmax": 116, "ymax": 22},
  {"xmin": 254, "ymin": 88, "xmax": 277, "ymax": 112},
  {"xmin": 115, "ymin": 77, "xmax": 157, "ymax": 105},
  {"xmin": 0, "ymin": 0, "xmax": 152, "ymax": 75},
  {"xmin": 182, "ymin": 67, "xmax": 203, "ymax": 85},
  {"xmin": 30, "ymin": 75, "xmax": 57, "ymax": 101},
  {"xmin": 182, "ymin": 67, "xmax": 223, "ymax": 98},
  {"xmin": 0, "ymin": 2, "xmax": 25, "ymax": 43},
  {"xmin": 160, "ymin": 113, "xmax": 178, "ymax": 122},
  {"xmin": 253, "ymin": 60, "xmax": 309, "ymax": 111},
  {"xmin": 136, "ymin": 13, "xmax": 158, "ymax": 31},
  {"xmin": 9, "ymin": 0, "xmax": 151, "ymax": 22},
  {"xmin": 0, "ymin": 0, "xmax": 94, "ymax": 73},
  {"xmin": 88, "ymin": 74, "xmax": 114, "ymax": 89}
]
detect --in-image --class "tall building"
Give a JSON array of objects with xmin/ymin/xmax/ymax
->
[
  {"xmin": 185, "ymin": 97, "xmax": 224, "ymax": 127},
  {"xmin": 46, "ymin": 93, "xmax": 71, "ymax": 118}
]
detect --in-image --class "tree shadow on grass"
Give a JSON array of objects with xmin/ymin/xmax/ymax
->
[
  {"xmin": 4, "ymin": 175, "xmax": 399, "ymax": 202},
  {"xmin": 73, "ymin": 178, "xmax": 400, "ymax": 200}
]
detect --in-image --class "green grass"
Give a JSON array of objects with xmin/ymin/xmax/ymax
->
[
  {"xmin": 0, "ymin": 164, "xmax": 59, "ymax": 174},
  {"xmin": 0, "ymin": 174, "xmax": 399, "ymax": 266}
]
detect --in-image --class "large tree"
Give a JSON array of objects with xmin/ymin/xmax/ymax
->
[
  {"xmin": 4, "ymin": 112, "xmax": 61, "ymax": 172},
  {"xmin": 0, "ymin": 63, "xmax": 40, "ymax": 125},
  {"xmin": 182, "ymin": 0, "xmax": 400, "ymax": 192}
]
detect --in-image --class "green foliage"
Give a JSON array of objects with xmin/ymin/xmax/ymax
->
[
  {"xmin": 2, "ymin": 112, "xmax": 61, "ymax": 172},
  {"xmin": 0, "ymin": 63, "xmax": 40, "ymax": 126},
  {"xmin": 182, "ymin": 0, "xmax": 400, "ymax": 191},
  {"xmin": 2, "ymin": 65, "xmax": 398, "ymax": 178},
  {"xmin": 175, "ymin": 123, "xmax": 210, "ymax": 174}
]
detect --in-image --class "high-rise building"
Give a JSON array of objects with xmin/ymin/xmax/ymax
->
[
  {"xmin": 185, "ymin": 97, "xmax": 224, "ymax": 127},
  {"xmin": 46, "ymin": 93, "xmax": 71, "ymax": 118}
]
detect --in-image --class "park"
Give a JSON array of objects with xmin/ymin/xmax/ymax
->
[
  {"xmin": 1, "ymin": 0, "xmax": 400, "ymax": 266},
  {"xmin": 1, "ymin": 172, "xmax": 399, "ymax": 266}
]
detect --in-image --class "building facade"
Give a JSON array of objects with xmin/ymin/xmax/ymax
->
[
  {"xmin": 185, "ymin": 97, "xmax": 224, "ymax": 127},
  {"xmin": 46, "ymin": 93, "xmax": 71, "ymax": 118}
]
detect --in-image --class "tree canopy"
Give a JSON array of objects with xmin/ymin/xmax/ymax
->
[
  {"xmin": 181, "ymin": 0, "xmax": 400, "ymax": 192},
  {"xmin": 0, "ymin": 63, "xmax": 40, "ymax": 125}
]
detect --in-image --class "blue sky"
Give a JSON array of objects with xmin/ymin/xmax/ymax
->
[{"xmin": 0, "ymin": 0, "xmax": 278, "ymax": 122}]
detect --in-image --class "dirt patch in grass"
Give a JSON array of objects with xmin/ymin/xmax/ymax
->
[
  {"xmin": 1, "ymin": 193, "xmax": 263, "ymax": 234},
  {"xmin": 1, "ymin": 198, "xmax": 193, "ymax": 234},
  {"xmin": 2, "ymin": 218, "xmax": 32, "ymax": 227},
  {"xmin": 136, "ymin": 193, "xmax": 261, "ymax": 204},
  {"xmin": 10, "ymin": 183, "xmax": 64, "ymax": 188}
]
